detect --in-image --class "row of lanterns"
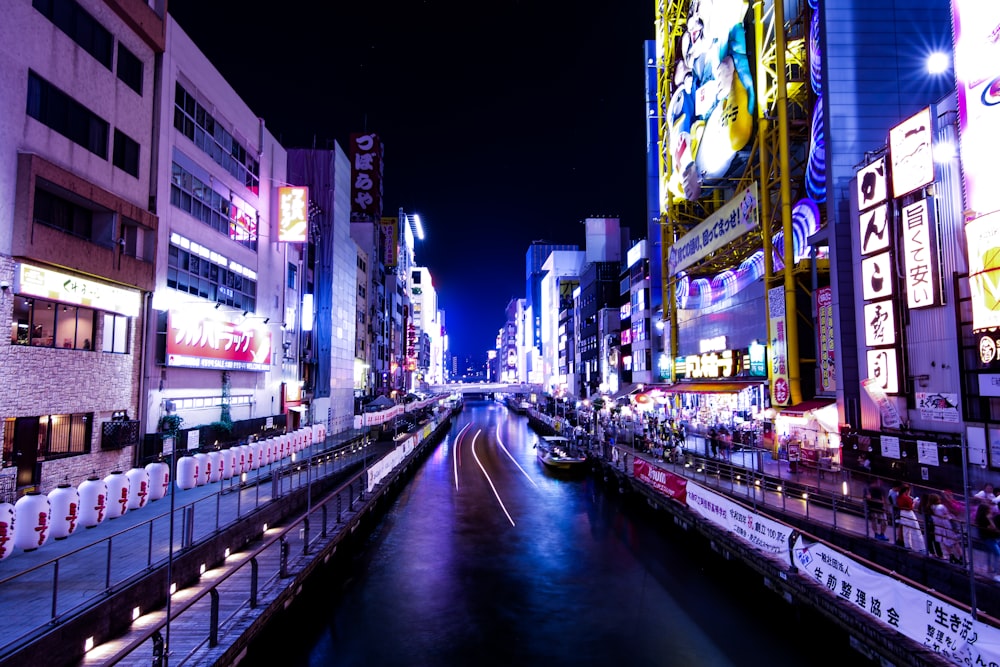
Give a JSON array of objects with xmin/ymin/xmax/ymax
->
[{"xmin": 0, "ymin": 425, "xmax": 327, "ymax": 560}]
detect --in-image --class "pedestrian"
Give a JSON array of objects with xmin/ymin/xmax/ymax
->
[
  {"xmin": 896, "ymin": 484, "xmax": 926, "ymax": 553},
  {"xmin": 709, "ymin": 426, "xmax": 718, "ymax": 458},
  {"xmin": 929, "ymin": 494, "xmax": 965, "ymax": 565},
  {"xmin": 887, "ymin": 482, "xmax": 904, "ymax": 546},
  {"xmin": 921, "ymin": 492, "xmax": 943, "ymax": 559},
  {"xmin": 863, "ymin": 477, "xmax": 889, "ymax": 541},
  {"xmin": 975, "ymin": 503, "xmax": 1000, "ymax": 582}
]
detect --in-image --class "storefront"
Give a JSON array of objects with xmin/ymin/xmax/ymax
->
[{"xmin": 771, "ymin": 398, "xmax": 840, "ymax": 469}]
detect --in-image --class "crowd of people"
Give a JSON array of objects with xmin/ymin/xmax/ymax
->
[{"xmin": 864, "ymin": 478, "xmax": 1000, "ymax": 580}]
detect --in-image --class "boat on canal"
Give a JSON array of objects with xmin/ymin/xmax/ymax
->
[{"xmin": 535, "ymin": 435, "xmax": 588, "ymax": 472}]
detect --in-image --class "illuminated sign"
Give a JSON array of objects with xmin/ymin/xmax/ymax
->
[
  {"xmin": 667, "ymin": 182, "xmax": 759, "ymax": 275},
  {"xmin": 662, "ymin": 0, "xmax": 755, "ymax": 203},
  {"xmin": 699, "ymin": 336, "xmax": 727, "ymax": 353},
  {"xmin": 952, "ymin": 0, "xmax": 1000, "ymax": 219},
  {"xmin": 900, "ymin": 199, "xmax": 939, "ymax": 309},
  {"xmin": 768, "ymin": 286, "xmax": 790, "ymax": 406},
  {"xmin": 856, "ymin": 157, "xmax": 888, "ymax": 211},
  {"xmin": 859, "ymin": 251, "xmax": 894, "ymax": 298},
  {"xmin": 889, "ymin": 107, "xmax": 934, "ymax": 198},
  {"xmin": 866, "ymin": 349, "xmax": 899, "ymax": 395},
  {"xmin": 863, "ymin": 299, "xmax": 897, "ymax": 347},
  {"xmin": 349, "ymin": 132, "xmax": 384, "ymax": 222},
  {"xmin": 277, "ymin": 186, "xmax": 308, "ymax": 243},
  {"xmin": 379, "ymin": 217, "xmax": 398, "ymax": 268},
  {"xmin": 15, "ymin": 264, "xmax": 140, "ymax": 317},
  {"xmin": 816, "ymin": 287, "xmax": 836, "ymax": 392},
  {"xmin": 858, "ymin": 205, "xmax": 890, "ymax": 256},
  {"xmin": 675, "ymin": 349, "xmax": 741, "ymax": 379},
  {"xmin": 966, "ymin": 211, "xmax": 1000, "ymax": 333},
  {"xmin": 166, "ymin": 310, "xmax": 272, "ymax": 371},
  {"xmin": 229, "ymin": 194, "xmax": 258, "ymax": 244}
]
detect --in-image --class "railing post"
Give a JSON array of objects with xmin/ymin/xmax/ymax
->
[
  {"xmin": 279, "ymin": 538, "xmax": 290, "ymax": 578},
  {"xmin": 209, "ymin": 588, "xmax": 220, "ymax": 647},
  {"xmin": 250, "ymin": 557, "xmax": 259, "ymax": 609}
]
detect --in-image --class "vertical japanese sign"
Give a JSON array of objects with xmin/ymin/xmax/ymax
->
[
  {"xmin": 888, "ymin": 107, "xmax": 934, "ymax": 198},
  {"xmin": 768, "ymin": 286, "xmax": 790, "ymax": 406},
  {"xmin": 349, "ymin": 132, "xmax": 383, "ymax": 222},
  {"xmin": 952, "ymin": 0, "xmax": 1000, "ymax": 220},
  {"xmin": 899, "ymin": 199, "xmax": 939, "ymax": 309},
  {"xmin": 816, "ymin": 286, "xmax": 836, "ymax": 392},
  {"xmin": 379, "ymin": 217, "xmax": 398, "ymax": 268},
  {"xmin": 277, "ymin": 186, "xmax": 308, "ymax": 243},
  {"xmin": 856, "ymin": 156, "xmax": 900, "ymax": 394}
]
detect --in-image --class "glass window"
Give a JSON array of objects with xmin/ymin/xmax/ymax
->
[
  {"xmin": 116, "ymin": 42, "xmax": 143, "ymax": 94},
  {"xmin": 102, "ymin": 312, "xmax": 129, "ymax": 354}
]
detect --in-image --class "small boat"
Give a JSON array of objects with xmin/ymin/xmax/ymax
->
[{"xmin": 535, "ymin": 435, "xmax": 588, "ymax": 472}]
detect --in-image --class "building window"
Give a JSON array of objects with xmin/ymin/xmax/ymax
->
[
  {"xmin": 116, "ymin": 42, "xmax": 143, "ymax": 94},
  {"xmin": 33, "ymin": 180, "xmax": 117, "ymax": 249},
  {"xmin": 119, "ymin": 217, "xmax": 154, "ymax": 262},
  {"xmin": 26, "ymin": 71, "xmax": 109, "ymax": 158},
  {"xmin": 167, "ymin": 243, "xmax": 257, "ymax": 311},
  {"xmin": 288, "ymin": 263, "xmax": 297, "ymax": 290},
  {"xmin": 170, "ymin": 161, "xmax": 257, "ymax": 251},
  {"xmin": 33, "ymin": 0, "xmax": 112, "ymax": 69},
  {"xmin": 113, "ymin": 129, "xmax": 140, "ymax": 177},
  {"xmin": 173, "ymin": 82, "xmax": 260, "ymax": 195},
  {"xmin": 39, "ymin": 413, "xmax": 93, "ymax": 458},
  {"xmin": 102, "ymin": 313, "xmax": 129, "ymax": 353},
  {"xmin": 11, "ymin": 296, "xmax": 95, "ymax": 350}
]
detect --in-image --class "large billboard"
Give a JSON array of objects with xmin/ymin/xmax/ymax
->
[
  {"xmin": 277, "ymin": 186, "xmax": 308, "ymax": 243},
  {"xmin": 166, "ymin": 310, "xmax": 272, "ymax": 372},
  {"xmin": 349, "ymin": 132, "xmax": 384, "ymax": 222},
  {"xmin": 952, "ymin": 0, "xmax": 1000, "ymax": 220},
  {"xmin": 662, "ymin": 0, "xmax": 755, "ymax": 203}
]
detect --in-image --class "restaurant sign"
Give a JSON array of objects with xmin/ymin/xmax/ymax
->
[{"xmin": 167, "ymin": 310, "xmax": 272, "ymax": 371}]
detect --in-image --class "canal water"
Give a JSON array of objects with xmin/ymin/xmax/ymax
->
[{"xmin": 245, "ymin": 401, "xmax": 867, "ymax": 666}]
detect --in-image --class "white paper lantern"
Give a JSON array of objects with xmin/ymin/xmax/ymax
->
[
  {"xmin": 220, "ymin": 448, "xmax": 236, "ymax": 479},
  {"xmin": 207, "ymin": 451, "xmax": 223, "ymax": 483},
  {"xmin": 193, "ymin": 453, "xmax": 209, "ymax": 486},
  {"xmin": 0, "ymin": 502, "xmax": 15, "ymax": 560},
  {"xmin": 78, "ymin": 476, "xmax": 108, "ymax": 528},
  {"xmin": 234, "ymin": 446, "xmax": 247, "ymax": 475},
  {"xmin": 145, "ymin": 461, "xmax": 170, "ymax": 501},
  {"xmin": 103, "ymin": 471, "xmax": 130, "ymax": 519},
  {"xmin": 248, "ymin": 442, "xmax": 261, "ymax": 470},
  {"xmin": 176, "ymin": 456, "xmax": 198, "ymax": 490},
  {"xmin": 48, "ymin": 483, "xmax": 80, "ymax": 540},
  {"xmin": 13, "ymin": 491, "xmax": 50, "ymax": 551},
  {"xmin": 126, "ymin": 468, "xmax": 150, "ymax": 510}
]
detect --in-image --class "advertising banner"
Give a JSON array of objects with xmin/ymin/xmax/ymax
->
[
  {"xmin": 632, "ymin": 459, "xmax": 687, "ymax": 503},
  {"xmin": 792, "ymin": 535, "xmax": 1000, "ymax": 666},
  {"xmin": 861, "ymin": 378, "xmax": 901, "ymax": 429},
  {"xmin": 380, "ymin": 217, "xmax": 399, "ymax": 268},
  {"xmin": 966, "ymin": 211, "xmax": 1000, "ymax": 332},
  {"xmin": 768, "ymin": 285, "xmax": 790, "ymax": 406},
  {"xmin": 166, "ymin": 310, "xmax": 272, "ymax": 371},
  {"xmin": 684, "ymin": 481, "xmax": 793, "ymax": 566},
  {"xmin": 667, "ymin": 182, "xmax": 760, "ymax": 275},
  {"xmin": 816, "ymin": 286, "xmax": 836, "ymax": 392}
]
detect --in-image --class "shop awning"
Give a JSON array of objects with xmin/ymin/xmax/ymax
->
[
  {"xmin": 777, "ymin": 398, "xmax": 836, "ymax": 417},
  {"xmin": 287, "ymin": 405, "xmax": 306, "ymax": 413},
  {"xmin": 610, "ymin": 383, "xmax": 640, "ymax": 401},
  {"xmin": 671, "ymin": 379, "xmax": 764, "ymax": 394}
]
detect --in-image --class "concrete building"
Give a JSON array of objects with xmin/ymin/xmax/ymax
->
[{"xmin": 0, "ymin": 0, "xmax": 164, "ymax": 492}]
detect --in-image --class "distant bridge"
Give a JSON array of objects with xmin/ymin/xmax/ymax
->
[{"xmin": 427, "ymin": 382, "xmax": 542, "ymax": 395}]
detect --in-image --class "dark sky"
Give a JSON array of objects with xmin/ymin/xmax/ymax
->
[{"xmin": 167, "ymin": 1, "xmax": 655, "ymax": 362}]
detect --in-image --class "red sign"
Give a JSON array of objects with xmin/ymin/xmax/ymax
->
[
  {"xmin": 166, "ymin": 311, "xmax": 272, "ymax": 371},
  {"xmin": 632, "ymin": 459, "xmax": 688, "ymax": 504},
  {"xmin": 349, "ymin": 132, "xmax": 383, "ymax": 221}
]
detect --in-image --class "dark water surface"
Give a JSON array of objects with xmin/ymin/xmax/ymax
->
[{"xmin": 246, "ymin": 402, "xmax": 865, "ymax": 667}]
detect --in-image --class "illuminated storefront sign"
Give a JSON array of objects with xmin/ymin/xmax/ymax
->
[
  {"xmin": 15, "ymin": 264, "xmax": 140, "ymax": 317},
  {"xmin": 856, "ymin": 157, "xmax": 888, "ymax": 210},
  {"xmin": 277, "ymin": 186, "xmax": 309, "ymax": 243},
  {"xmin": 859, "ymin": 204, "xmax": 890, "ymax": 256},
  {"xmin": 863, "ymin": 299, "xmax": 897, "ymax": 347},
  {"xmin": 768, "ymin": 286, "xmax": 790, "ymax": 406},
  {"xmin": 952, "ymin": 0, "xmax": 1000, "ymax": 219},
  {"xmin": 166, "ymin": 310, "xmax": 272, "ymax": 372},
  {"xmin": 899, "ymin": 199, "xmax": 939, "ymax": 309},
  {"xmin": 674, "ymin": 347, "xmax": 760, "ymax": 380},
  {"xmin": 889, "ymin": 107, "xmax": 934, "ymax": 198},
  {"xmin": 380, "ymin": 217, "xmax": 399, "ymax": 268}
]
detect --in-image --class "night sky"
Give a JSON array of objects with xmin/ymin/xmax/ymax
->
[{"xmin": 167, "ymin": 1, "xmax": 656, "ymax": 362}]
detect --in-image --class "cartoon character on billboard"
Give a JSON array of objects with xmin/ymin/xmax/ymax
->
[{"xmin": 666, "ymin": 0, "xmax": 755, "ymax": 201}]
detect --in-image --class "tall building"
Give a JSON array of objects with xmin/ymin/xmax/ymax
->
[{"xmin": 0, "ymin": 0, "xmax": 164, "ymax": 490}]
